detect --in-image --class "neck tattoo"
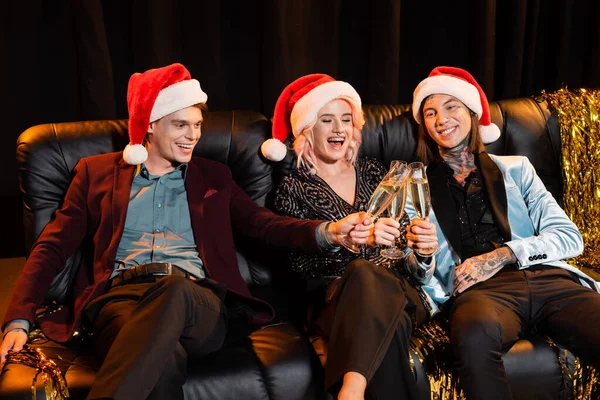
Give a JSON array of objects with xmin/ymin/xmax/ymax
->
[{"xmin": 439, "ymin": 138, "xmax": 477, "ymax": 186}]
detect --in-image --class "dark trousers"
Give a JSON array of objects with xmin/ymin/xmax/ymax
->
[
  {"xmin": 448, "ymin": 265, "xmax": 600, "ymax": 400},
  {"xmin": 84, "ymin": 275, "xmax": 228, "ymax": 400},
  {"xmin": 311, "ymin": 259, "xmax": 428, "ymax": 400}
]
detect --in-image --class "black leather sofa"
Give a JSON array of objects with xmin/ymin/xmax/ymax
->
[{"xmin": 0, "ymin": 96, "xmax": 591, "ymax": 399}]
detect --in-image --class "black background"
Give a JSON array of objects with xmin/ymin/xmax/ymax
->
[{"xmin": 1, "ymin": 0, "xmax": 599, "ymax": 257}]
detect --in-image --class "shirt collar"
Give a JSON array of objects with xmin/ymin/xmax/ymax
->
[{"xmin": 138, "ymin": 163, "xmax": 188, "ymax": 180}]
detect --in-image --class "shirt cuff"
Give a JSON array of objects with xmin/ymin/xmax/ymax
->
[
  {"xmin": 405, "ymin": 250, "xmax": 436, "ymax": 284},
  {"xmin": 503, "ymin": 242, "xmax": 525, "ymax": 269},
  {"xmin": 2, "ymin": 319, "xmax": 30, "ymax": 336},
  {"xmin": 316, "ymin": 222, "xmax": 342, "ymax": 252},
  {"xmin": 415, "ymin": 254, "xmax": 433, "ymax": 266}
]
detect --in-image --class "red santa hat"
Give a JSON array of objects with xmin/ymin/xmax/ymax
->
[
  {"xmin": 261, "ymin": 73, "xmax": 362, "ymax": 162},
  {"xmin": 412, "ymin": 66, "xmax": 501, "ymax": 144},
  {"xmin": 124, "ymin": 63, "xmax": 208, "ymax": 165}
]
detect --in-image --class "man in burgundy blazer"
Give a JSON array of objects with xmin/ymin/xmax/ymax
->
[{"xmin": 0, "ymin": 64, "xmax": 370, "ymax": 399}]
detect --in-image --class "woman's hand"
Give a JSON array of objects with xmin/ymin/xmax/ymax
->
[
  {"xmin": 368, "ymin": 217, "xmax": 400, "ymax": 247},
  {"xmin": 406, "ymin": 218, "xmax": 438, "ymax": 254}
]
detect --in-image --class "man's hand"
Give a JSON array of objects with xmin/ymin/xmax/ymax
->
[
  {"xmin": 326, "ymin": 212, "xmax": 373, "ymax": 246},
  {"xmin": 369, "ymin": 217, "xmax": 400, "ymax": 247},
  {"xmin": 406, "ymin": 218, "xmax": 438, "ymax": 254},
  {"xmin": 453, "ymin": 246, "xmax": 517, "ymax": 294},
  {"xmin": 0, "ymin": 329, "xmax": 28, "ymax": 369}
]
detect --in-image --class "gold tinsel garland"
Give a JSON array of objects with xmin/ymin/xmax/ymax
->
[
  {"xmin": 4, "ymin": 343, "xmax": 70, "ymax": 399},
  {"xmin": 546, "ymin": 337, "xmax": 599, "ymax": 399},
  {"xmin": 410, "ymin": 318, "xmax": 465, "ymax": 400},
  {"xmin": 543, "ymin": 88, "xmax": 600, "ymax": 272}
]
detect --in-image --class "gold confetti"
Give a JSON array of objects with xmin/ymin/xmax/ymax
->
[{"xmin": 5, "ymin": 343, "xmax": 70, "ymax": 399}]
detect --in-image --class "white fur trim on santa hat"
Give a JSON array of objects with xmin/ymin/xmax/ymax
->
[
  {"xmin": 290, "ymin": 81, "xmax": 361, "ymax": 137},
  {"xmin": 412, "ymin": 75, "xmax": 481, "ymax": 123},
  {"xmin": 149, "ymin": 79, "xmax": 208, "ymax": 123},
  {"xmin": 480, "ymin": 123, "xmax": 501, "ymax": 144},
  {"xmin": 261, "ymin": 138, "xmax": 288, "ymax": 162},
  {"xmin": 123, "ymin": 143, "xmax": 149, "ymax": 165}
]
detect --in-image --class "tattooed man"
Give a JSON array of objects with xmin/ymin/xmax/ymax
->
[{"xmin": 406, "ymin": 67, "xmax": 600, "ymax": 400}]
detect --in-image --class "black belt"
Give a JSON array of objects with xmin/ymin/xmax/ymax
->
[{"xmin": 109, "ymin": 262, "xmax": 196, "ymax": 289}]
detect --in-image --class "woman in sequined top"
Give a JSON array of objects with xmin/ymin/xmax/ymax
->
[
  {"xmin": 274, "ymin": 156, "xmax": 408, "ymax": 279},
  {"xmin": 261, "ymin": 74, "xmax": 438, "ymax": 400}
]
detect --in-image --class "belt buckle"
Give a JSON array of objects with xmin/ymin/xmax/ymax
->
[{"xmin": 153, "ymin": 262, "xmax": 172, "ymax": 277}]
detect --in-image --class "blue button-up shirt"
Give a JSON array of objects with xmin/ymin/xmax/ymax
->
[{"xmin": 113, "ymin": 164, "xmax": 205, "ymax": 279}]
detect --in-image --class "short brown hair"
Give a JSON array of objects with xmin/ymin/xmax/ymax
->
[{"xmin": 193, "ymin": 102, "xmax": 208, "ymax": 113}]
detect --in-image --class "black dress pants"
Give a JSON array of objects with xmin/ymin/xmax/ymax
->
[
  {"xmin": 311, "ymin": 259, "xmax": 428, "ymax": 400},
  {"xmin": 85, "ymin": 275, "xmax": 228, "ymax": 400},
  {"xmin": 448, "ymin": 265, "xmax": 600, "ymax": 400}
]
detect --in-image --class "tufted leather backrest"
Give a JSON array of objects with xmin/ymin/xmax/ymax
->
[
  {"xmin": 273, "ymin": 97, "xmax": 563, "ymax": 206},
  {"xmin": 17, "ymin": 111, "xmax": 274, "ymax": 304},
  {"xmin": 17, "ymin": 97, "xmax": 563, "ymax": 306}
]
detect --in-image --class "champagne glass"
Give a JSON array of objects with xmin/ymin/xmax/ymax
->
[
  {"xmin": 380, "ymin": 168, "xmax": 408, "ymax": 260},
  {"xmin": 408, "ymin": 162, "xmax": 440, "ymax": 256},
  {"xmin": 340, "ymin": 161, "xmax": 410, "ymax": 254}
]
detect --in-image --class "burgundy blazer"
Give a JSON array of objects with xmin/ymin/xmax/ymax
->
[{"xmin": 3, "ymin": 152, "xmax": 322, "ymax": 343}]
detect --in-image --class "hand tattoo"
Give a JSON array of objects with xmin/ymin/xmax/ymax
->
[
  {"xmin": 454, "ymin": 247, "xmax": 517, "ymax": 294},
  {"xmin": 469, "ymin": 247, "xmax": 516, "ymax": 280}
]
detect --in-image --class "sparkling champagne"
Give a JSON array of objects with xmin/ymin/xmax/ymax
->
[
  {"xmin": 409, "ymin": 178, "xmax": 431, "ymax": 218},
  {"xmin": 388, "ymin": 186, "xmax": 407, "ymax": 221},
  {"xmin": 367, "ymin": 180, "xmax": 401, "ymax": 216}
]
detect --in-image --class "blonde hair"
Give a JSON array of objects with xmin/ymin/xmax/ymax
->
[{"xmin": 292, "ymin": 97, "xmax": 364, "ymax": 174}]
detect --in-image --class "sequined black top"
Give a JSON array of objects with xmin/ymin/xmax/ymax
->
[
  {"xmin": 445, "ymin": 164, "xmax": 505, "ymax": 260},
  {"xmin": 274, "ymin": 158, "xmax": 410, "ymax": 280}
]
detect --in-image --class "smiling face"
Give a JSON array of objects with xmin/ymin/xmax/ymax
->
[
  {"xmin": 145, "ymin": 105, "xmax": 203, "ymax": 175},
  {"xmin": 422, "ymin": 94, "xmax": 473, "ymax": 150},
  {"xmin": 311, "ymin": 99, "xmax": 354, "ymax": 165}
]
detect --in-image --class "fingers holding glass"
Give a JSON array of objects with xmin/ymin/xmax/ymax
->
[
  {"xmin": 406, "ymin": 218, "xmax": 438, "ymax": 256},
  {"xmin": 338, "ymin": 213, "xmax": 370, "ymax": 253},
  {"xmin": 340, "ymin": 161, "xmax": 410, "ymax": 254},
  {"xmin": 337, "ymin": 213, "xmax": 372, "ymax": 254}
]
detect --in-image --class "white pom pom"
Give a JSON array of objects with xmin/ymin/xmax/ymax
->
[
  {"xmin": 123, "ymin": 144, "xmax": 148, "ymax": 165},
  {"xmin": 480, "ymin": 123, "xmax": 501, "ymax": 144},
  {"xmin": 260, "ymin": 138, "xmax": 287, "ymax": 162}
]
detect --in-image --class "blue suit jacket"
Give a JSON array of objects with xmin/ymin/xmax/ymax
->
[{"xmin": 405, "ymin": 152, "xmax": 599, "ymax": 307}]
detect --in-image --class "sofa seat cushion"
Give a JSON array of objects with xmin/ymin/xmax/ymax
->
[
  {"xmin": 0, "ymin": 323, "xmax": 324, "ymax": 400},
  {"xmin": 503, "ymin": 338, "xmax": 574, "ymax": 400}
]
